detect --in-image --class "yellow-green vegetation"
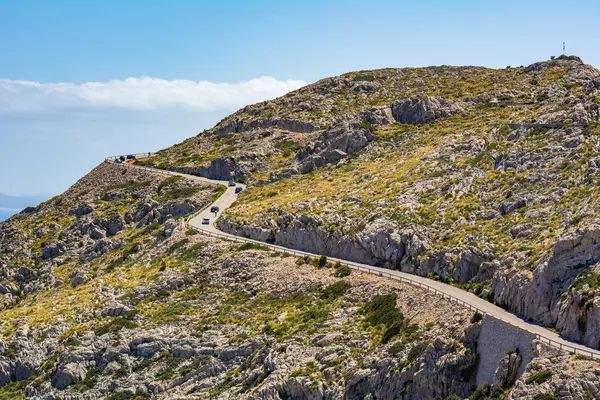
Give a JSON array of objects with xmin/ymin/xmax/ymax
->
[
  {"xmin": 0, "ymin": 162, "xmax": 216, "ymax": 338},
  {"xmin": 572, "ymin": 270, "xmax": 600, "ymax": 292},
  {"xmin": 136, "ymin": 61, "xmax": 573, "ymax": 175},
  {"xmin": 526, "ymin": 369, "xmax": 553, "ymax": 385},
  {"xmin": 223, "ymin": 104, "xmax": 600, "ymax": 273},
  {"xmin": 360, "ymin": 294, "xmax": 421, "ymax": 345}
]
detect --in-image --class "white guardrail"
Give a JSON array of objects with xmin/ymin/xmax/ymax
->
[{"xmin": 105, "ymin": 157, "xmax": 600, "ymax": 360}]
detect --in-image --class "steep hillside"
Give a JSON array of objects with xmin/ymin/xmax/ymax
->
[
  {"xmin": 1, "ymin": 163, "xmax": 597, "ymax": 399},
  {"xmin": 0, "ymin": 163, "xmax": 494, "ymax": 399},
  {"xmin": 137, "ymin": 56, "xmax": 600, "ymax": 349},
  {"xmin": 2, "ymin": 56, "xmax": 600, "ymax": 399}
]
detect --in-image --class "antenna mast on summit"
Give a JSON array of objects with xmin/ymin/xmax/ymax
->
[{"xmin": 563, "ymin": 42, "xmax": 566, "ymax": 54}]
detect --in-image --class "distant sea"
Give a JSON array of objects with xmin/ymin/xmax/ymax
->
[{"xmin": 0, "ymin": 208, "xmax": 19, "ymax": 222}]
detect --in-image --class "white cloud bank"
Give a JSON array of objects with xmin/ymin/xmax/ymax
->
[{"xmin": 0, "ymin": 76, "xmax": 307, "ymax": 115}]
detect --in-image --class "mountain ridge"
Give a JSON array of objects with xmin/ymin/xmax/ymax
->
[
  {"xmin": 0, "ymin": 56, "xmax": 599, "ymax": 399},
  {"xmin": 135, "ymin": 55, "xmax": 600, "ymax": 349},
  {"xmin": 0, "ymin": 193, "xmax": 49, "ymax": 211}
]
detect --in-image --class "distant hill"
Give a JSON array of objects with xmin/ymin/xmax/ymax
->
[{"xmin": 0, "ymin": 193, "xmax": 48, "ymax": 211}]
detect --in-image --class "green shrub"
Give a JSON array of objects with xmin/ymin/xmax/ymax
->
[
  {"xmin": 470, "ymin": 311, "xmax": 483, "ymax": 323},
  {"xmin": 361, "ymin": 294, "xmax": 410, "ymax": 344},
  {"xmin": 166, "ymin": 239, "xmax": 189, "ymax": 254},
  {"xmin": 468, "ymin": 384, "xmax": 507, "ymax": 400},
  {"xmin": 318, "ymin": 255, "xmax": 328, "ymax": 267},
  {"xmin": 360, "ymin": 120, "xmax": 376, "ymax": 134},
  {"xmin": 571, "ymin": 270, "xmax": 600, "ymax": 292},
  {"xmin": 107, "ymin": 391, "xmax": 151, "ymax": 400},
  {"xmin": 407, "ymin": 341, "xmax": 429, "ymax": 362},
  {"xmin": 149, "ymin": 303, "xmax": 190, "ymax": 325},
  {"xmin": 155, "ymin": 355, "xmax": 184, "ymax": 381},
  {"xmin": 238, "ymin": 242, "xmax": 270, "ymax": 252},
  {"xmin": 573, "ymin": 354, "xmax": 592, "ymax": 361},
  {"xmin": 388, "ymin": 341, "xmax": 406, "ymax": 356},
  {"xmin": 274, "ymin": 139, "xmax": 301, "ymax": 158},
  {"xmin": 163, "ymin": 187, "xmax": 200, "ymax": 200},
  {"xmin": 320, "ymin": 281, "xmax": 351, "ymax": 301},
  {"xmin": 0, "ymin": 382, "xmax": 26, "ymax": 400},
  {"xmin": 82, "ymin": 367, "xmax": 102, "ymax": 389},
  {"xmin": 185, "ymin": 228, "xmax": 199, "ymax": 236},
  {"xmin": 526, "ymin": 369, "xmax": 553, "ymax": 385},
  {"xmin": 355, "ymin": 73, "xmax": 375, "ymax": 82},
  {"xmin": 179, "ymin": 242, "xmax": 208, "ymax": 261},
  {"xmin": 116, "ymin": 180, "xmax": 152, "ymax": 191},
  {"xmin": 95, "ymin": 317, "xmax": 137, "ymax": 336},
  {"xmin": 333, "ymin": 263, "xmax": 352, "ymax": 277},
  {"xmin": 157, "ymin": 176, "xmax": 183, "ymax": 192}
]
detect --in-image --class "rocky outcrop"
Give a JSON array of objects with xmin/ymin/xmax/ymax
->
[
  {"xmin": 41, "ymin": 242, "xmax": 65, "ymax": 260},
  {"xmin": 391, "ymin": 95, "xmax": 464, "ymax": 124},
  {"xmin": 507, "ymin": 352, "xmax": 600, "ymax": 400},
  {"xmin": 213, "ymin": 117, "xmax": 318, "ymax": 135},
  {"xmin": 167, "ymin": 157, "xmax": 241, "ymax": 181},
  {"xmin": 493, "ymin": 351, "xmax": 522, "ymax": 389},
  {"xmin": 219, "ymin": 214, "xmax": 428, "ymax": 268},
  {"xmin": 68, "ymin": 204, "xmax": 92, "ymax": 217},
  {"xmin": 297, "ymin": 120, "xmax": 374, "ymax": 175},
  {"xmin": 493, "ymin": 227, "xmax": 600, "ymax": 347}
]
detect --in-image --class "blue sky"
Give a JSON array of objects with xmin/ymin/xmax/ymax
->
[{"xmin": 1, "ymin": 0, "xmax": 599, "ymax": 196}]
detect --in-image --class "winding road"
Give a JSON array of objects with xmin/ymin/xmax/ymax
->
[{"xmin": 112, "ymin": 157, "xmax": 600, "ymax": 360}]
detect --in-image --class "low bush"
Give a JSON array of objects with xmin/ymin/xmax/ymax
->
[
  {"xmin": 318, "ymin": 255, "xmax": 328, "ymax": 267},
  {"xmin": 470, "ymin": 311, "xmax": 483, "ymax": 323},
  {"xmin": 320, "ymin": 281, "xmax": 351, "ymax": 301},
  {"xmin": 334, "ymin": 263, "xmax": 352, "ymax": 277},
  {"xmin": 361, "ymin": 294, "xmax": 409, "ymax": 344},
  {"xmin": 157, "ymin": 176, "xmax": 183, "ymax": 192},
  {"xmin": 185, "ymin": 228, "xmax": 199, "ymax": 236},
  {"xmin": 407, "ymin": 341, "xmax": 429, "ymax": 362},
  {"xmin": 238, "ymin": 242, "xmax": 270, "ymax": 252},
  {"xmin": 526, "ymin": 369, "xmax": 553, "ymax": 385},
  {"xmin": 95, "ymin": 317, "xmax": 137, "ymax": 336},
  {"xmin": 163, "ymin": 187, "xmax": 200, "ymax": 200},
  {"xmin": 388, "ymin": 341, "xmax": 406, "ymax": 356}
]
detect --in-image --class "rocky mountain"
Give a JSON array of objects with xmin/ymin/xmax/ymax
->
[
  {"xmin": 137, "ymin": 55, "xmax": 600, "ymax": 351},
  {"xmin": 1, "ymin": 55, "xmax": 600, "ymax": 399}
]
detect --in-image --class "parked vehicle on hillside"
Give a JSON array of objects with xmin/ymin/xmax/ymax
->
[
  {"xmin": 114, "ymin": 158, "xmax": 122, "ymax": 163},
  {"xmin": 119, "ymin": 156, "xmax": 126, "ymax": 162},
  {"xmin": 235, "ymin": 187, "xmax": 243, "ymax": 194},
  {"xmin": 202, "ymin": 218, "xmax": 210, "ymax": 225},
  {"xmin": 126, "ymin": 154, "xmax": 136, "ymax": 160},
  {"xmin": 228, "ymin": 180, "xmax": 236, "ymax": 187},
  {"xmin": 210, "ymin": 206, "xmax": 219, "ymax": 213}
]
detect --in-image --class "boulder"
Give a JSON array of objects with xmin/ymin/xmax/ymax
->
[
  {"xmin": 68, "ymin": 204, "xmax": 92, "ymax": 217},
  {"xmin": 42, "ymin": 242, "xmax": 65, "ymax": 260},
  {"xmin": 493, "ymin": 351, "xmax": 522, "ymax": 389},
  {"xmin": 106, "ymin": 215, "xmax": 125, "ymax": 236},
  {"xmin": 101, "ymin": 300, "xmax": 132, "ymax": 317},
  {"xmin": 89, "ymin": 227, "xmax": 106, "ymax": 240},
  {"xmin": 391, "ymin": 95, "xmax": 464, "ymax": 124},
  {"xmin": 51, "ymin": 362, "xmax": 86, "ymax": 389}
]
